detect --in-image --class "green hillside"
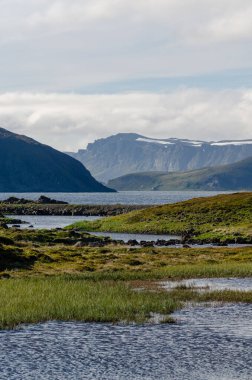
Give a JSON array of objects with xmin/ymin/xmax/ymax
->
[
  {"xmin": 70, "ymin": 192, "xmax": 252, "ymax": 243},
  {"xmin": 108, "ymin": 157, "xmax": 252, "ymax": 191}
]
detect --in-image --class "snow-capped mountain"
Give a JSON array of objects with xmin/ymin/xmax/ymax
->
[{"xmin": 66, "ymin": 133, "xmax": 252, "ymax": 182}]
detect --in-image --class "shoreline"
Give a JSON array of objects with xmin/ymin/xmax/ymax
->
[{"xmin": 0, "ymin": 203, "xmax": 148, "ymax": 216}]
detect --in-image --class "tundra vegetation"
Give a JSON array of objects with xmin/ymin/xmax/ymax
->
[
  {"xmin": 70, "ymin": 193, "xmax": 252, "ymax": 244},
  {"xmin": 0, "ymin": 192, "xmax": 251, "ymax": 329}
]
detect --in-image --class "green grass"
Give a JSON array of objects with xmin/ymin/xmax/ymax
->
[
  {"xmin": 69, "ymin": 192, "xmax": 252, "ymax": 243},
  {"xmin": 1, "ymin": 219, "xmax": 252, "ymax": 329},
  {"xmin": 0, "ymin": 277, "xmax": 179, "ymax": 329},
  {"xmin": 0, "ymin": 276, "xmax": 251, "ymax": 329}
]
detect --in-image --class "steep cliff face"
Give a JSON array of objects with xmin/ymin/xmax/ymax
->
[
  {"xmin": 0, "ymin": 128, "xmax": 114, "ymax": 192},
  {"xmin": 67, "ymin": 133, "xmax": 252, "ymax": 182}
]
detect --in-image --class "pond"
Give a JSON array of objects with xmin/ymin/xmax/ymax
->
[
  {"xmin": 90, "ymin": 231, "xmax": 181, "ymax": 243},
  {"xmin": 7, "ymin": 215, "xmax": 102, "ymax": 230},
  {"xmin": 0, "ymin": 303, "xmax": 251, "ymax": 380},
  {"xmin": 160, "ymin": 277, "xmax": 252, "ymax": 292}
]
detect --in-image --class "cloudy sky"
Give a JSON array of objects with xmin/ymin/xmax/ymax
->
[{"xmin": 1, "ymin": 0, "xmax": 252, "ymax": 150}]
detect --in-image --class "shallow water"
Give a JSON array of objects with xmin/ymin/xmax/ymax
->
[
  {"xmin": 7, "ymin": 215, "xmax": 101, "ymax": 229},
  {"xmin": 160, "ymin": 278, "xmax": 252, "ymax": 292},
  {"xmin": 0, "ymin": 303, "xmax": 251, "ymax": 380},
  {"xmin": 90, "ymin": 231, "xmax": 180, "ymax": 242},
  {"xmin": 0, "ymin": 190, "xmax": 231, "ymax": 205}
]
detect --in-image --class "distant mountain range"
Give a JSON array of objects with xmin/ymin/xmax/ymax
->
[
  {"xmin": 66, "ymin": 133, "xmax": 252, "ymax": 182},
  {"xmin": 108, "ymin": 157, "xmax": 252, "ymax": 191},
  {"xmin": 0, "ymin": 128, "xmax": 114, "ymax": 192}
]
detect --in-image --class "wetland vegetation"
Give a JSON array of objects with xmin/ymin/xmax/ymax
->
[
  {"xmin": 0, "ymin": 192, "xmax": 251, "ymax": 329},
  {"xmin": 0, "ymin": 225, "xmax": 252, "ymax": 329}
]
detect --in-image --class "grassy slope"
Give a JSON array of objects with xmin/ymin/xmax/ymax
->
[
  {"xmin": 108, "ymin": 157, "xmax": 252, "ymax": 191},
  {"xmin": 70, "ymin": 192, "xmax": 252, "ymax": 242}
]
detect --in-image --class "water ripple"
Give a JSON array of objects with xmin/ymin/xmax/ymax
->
[{"xmin": 0, "ymin": 304, "xmax": 251, "ymax": 380}]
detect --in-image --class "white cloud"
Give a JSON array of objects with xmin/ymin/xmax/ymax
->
[
  {"xmin": 0, "ymin": 0, "xmax": 252, "ymax": 91},
  {"xmin": 0, "ymin": 89, "xmax": 252, "ymax": 151},
  {"xmin": 1, "ymin": 0, "xmax": 252, "ymax": 44}
]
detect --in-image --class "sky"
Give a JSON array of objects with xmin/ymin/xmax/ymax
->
[{"xmin": 0, "ymin": 0, "xmax": 252, "ymax": 151}]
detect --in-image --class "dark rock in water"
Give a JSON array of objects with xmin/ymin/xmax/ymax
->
[
  {"xmin": 127, "ymin": 239, "xmax": 139, "ymax": 246},
  {"xmin": 167, "ymin": 239, "xmax": 181, "ymax": 245},
  {"xmin": 29, "ymin": 225, "xmax": 34, "ymax": 228},
  {"xmin": 1, "ymin": 197, "xmax": 32, "ymax": 204},
  {"xmin": 37, "ymin": 196, "xmax": 68, "ymax": 205},
  {"xmin": 155, "ymin": 239, "xmax": 173, "ymax": 246},
  {"xmin": 12, "ymin": 225, "xmax": 20, "ymax": 228},
  {"xmin": 183, "ymin": 244, "xmax": 191, "ymax": 248},
  {"xmin": 140, "ymin": 241, "xmax": 155, "ymax": 247},
  {"xmin": 8, "ymin": 219, "xmax": 24, "ymax": 225}
]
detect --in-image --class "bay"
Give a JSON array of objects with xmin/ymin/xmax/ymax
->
[{"xmin": 0, "ymin": 190, "xmax": 232, "ymax": 205}]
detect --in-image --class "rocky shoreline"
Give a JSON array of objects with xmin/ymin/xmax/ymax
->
[{"xmin": 0, "ymin": 196, "xmax": 149, "ymax": 216}]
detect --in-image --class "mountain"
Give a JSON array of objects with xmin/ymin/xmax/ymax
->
[
  {"xmin": 0, "ymin": 128, "xmax": 114, "ymax": 192},
  {"xmin": 108, "ymin": 157, "xmax": 252, "ymax": 191},
  {"xmin": 66, "ymin": 133, "xmax": 252, "ymax": 182}
]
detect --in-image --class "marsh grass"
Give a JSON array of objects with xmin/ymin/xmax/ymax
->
[
  {"xmin": 0, "ymin": 277, "xmax": 179, "ymax": 329},
  {"xmin": 1, "ymin": 224, "xmax": 252, "ymax": 329},
  {"xmin": 0, "ymin": 276, "xmax": 251, "ymax": 330}
]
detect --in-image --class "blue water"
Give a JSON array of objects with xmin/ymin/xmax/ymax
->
[
  {"xmin": 0, "ymin": 191, "xmax": 232, "ymax": 205},
  {"xmin": 0, "ymin": 303, "xmax": 251, "ymax": 380},
  {"xmin": 7, "ymin": 215, "xmax": 102, "ymax": 229}
]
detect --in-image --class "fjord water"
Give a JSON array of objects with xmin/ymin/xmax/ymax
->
[
  {"xmin": 0, "ymin": 304, "xmax": 251, "ymax": 380},
  {"xmin": 7, "ymin": 214, "xmax": 102, "ymax": 229},
  {"xmin": 0, "ymin": 190, "xmax": 231, "ymax": 205}
]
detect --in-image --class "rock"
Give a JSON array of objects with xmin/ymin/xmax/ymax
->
[
  {"xmin": 140, "ymin": 241, "xmax": 155, "ymax": 247},
  {"xmin": 37, "ymin": 196, "xmax": 68, "ymax": 205},
  {"xmin": 1, "ymin": 197, "xmax": 32, "ymax": 204},
  {"xmin": 127, "ymin": 239, "xmax": 139, "ymax": 246}
]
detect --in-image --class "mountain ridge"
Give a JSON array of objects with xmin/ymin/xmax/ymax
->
[{"xmin": 66, "ymin": 133, "xmax": 252, "ymax": 182}]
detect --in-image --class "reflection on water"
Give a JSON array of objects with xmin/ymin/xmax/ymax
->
[
  {"xmin": 160, "ymin": 278, "xmax": 252, "ymax": 292},
  {"xmin": 0, "ymin": 304, "xmax": 251, "ymax": 380}
]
